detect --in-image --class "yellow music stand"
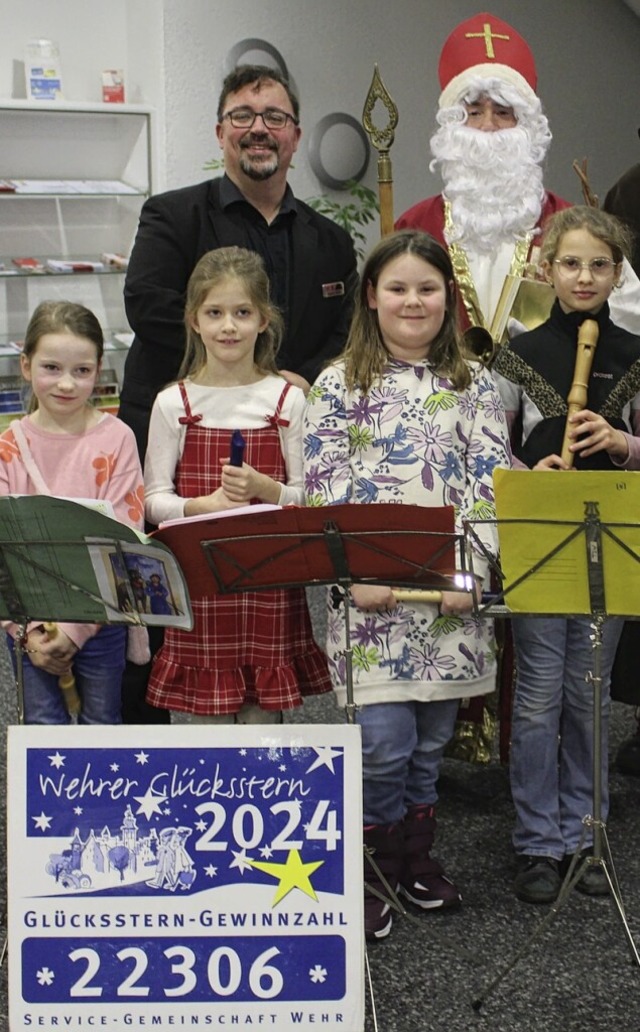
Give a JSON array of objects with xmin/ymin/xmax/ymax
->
[{"xmin": 468, "ymin": 469, "xmax": 640, "ymax": 1008}]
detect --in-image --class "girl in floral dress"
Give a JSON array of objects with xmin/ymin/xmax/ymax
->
[{"xmin": 303, "ymin": 230, "xmax": 511, "ymax": 939}]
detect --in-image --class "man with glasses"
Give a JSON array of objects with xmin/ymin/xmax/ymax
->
[
  {"xmin": 394, "ymin": 11, "xmax": 640, "ymax": 771},
  {"xmin": 120, "ymin": 64, "xmax": 357, "ymax": 460},
  {"xmin": 395, "ymin": 13, "xmax": 567, "ymax": 355},
  {"xmin": 396, "ymin": 13, "xmax": 640, "ymax": 354},
  {"xmin": 118, "ymin": 65, "xmax": 356, "ymax": 725}
]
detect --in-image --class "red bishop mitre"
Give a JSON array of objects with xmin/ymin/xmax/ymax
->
[{"xmin": 438, "ymin": 12, "xmax": 538, "ymax": 108}]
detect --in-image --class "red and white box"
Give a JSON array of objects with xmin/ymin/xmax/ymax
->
[{"xmin": 101, "ymin": 69, "xmax": 125, "ymax": 103}]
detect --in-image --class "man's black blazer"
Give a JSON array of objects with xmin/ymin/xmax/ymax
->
[{"xmin": 120, "ymin": 177, "xmax": 357, "ymax": 446}]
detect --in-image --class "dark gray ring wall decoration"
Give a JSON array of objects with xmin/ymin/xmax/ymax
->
[
  {"xmin": 308, "ymin": 113, "xmax": 370, "ymax": 191},
  {"xmin": 223, "ymin": 44, "xmax": 369, "ymax": 191},
  {"xmin": 224, "ymin": 39, "xmax": 289, "ymax": 79}
]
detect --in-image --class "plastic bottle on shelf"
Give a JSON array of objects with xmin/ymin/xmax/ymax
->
[{"xmin": 25, "ymin": 39, "xmax": 63, "ymax": 102}]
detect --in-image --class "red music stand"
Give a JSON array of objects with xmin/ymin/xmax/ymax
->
[
  {"xmin": 154, "ymin": 502, "xmax": 467, "ymax": 724},
  {"xmin": 155, "ymin": 502, "xmax": 469, "ymax": 957}
]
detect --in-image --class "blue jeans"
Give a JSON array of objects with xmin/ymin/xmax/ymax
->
[
  {"xmin": 356, "ymin": 699, "xmax": 460, "ymax": 825},
  {"xmin": 9, "ymin": 625, "xmax": 126, "ymax": 725},
  {"xmin": 510, "ymin": 615, "xmax": 622, "ymax": 859}
]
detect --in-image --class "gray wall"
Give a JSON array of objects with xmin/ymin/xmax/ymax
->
[
  {"xmin": 2, "ymin": 1, "xmax": 640, "ymax": 227},
  {"xmin": 159, "ymin": 0, "xmax": 640, "ymax": 221}
]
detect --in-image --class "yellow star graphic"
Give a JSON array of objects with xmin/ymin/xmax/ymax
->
[{"xmin": 246, "ymin": 849, "xmax": 324, "ymax": 905}]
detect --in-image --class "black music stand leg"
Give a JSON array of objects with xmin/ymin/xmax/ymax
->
[
  {"xmin": 3, "ymin": 626, "xmax": 27, "ymax": 969},
  {"xmin": 472, "ymin": 612, "xmax": 640, "ymax": 1012},
  {"xmin": 330, "ymin": 586, "xmax": 358, "ymax": 726},
  {"xmin": 13, "ymin": 623, "xmax": 27, "ymax": 726},
  {"xmin": 330, "ymin": 586, "xmax": 441, "ymax": 950}
]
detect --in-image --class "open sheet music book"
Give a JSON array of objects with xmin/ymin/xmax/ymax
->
[
  {"xmin": 0, "ymin": 496, "xmax": 192, "ymax": 628},
  {"xmin": 158, "ymin": 503, "xmax": 280, "ymax": 529}
]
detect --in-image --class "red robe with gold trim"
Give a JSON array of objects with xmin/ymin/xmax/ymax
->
[{"xmin": 396, "ymin": 192, "xmax": 570, "ymax": 332}]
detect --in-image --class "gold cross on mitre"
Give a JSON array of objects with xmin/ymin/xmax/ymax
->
[{"xmin": 465, "ymin": 21, "xmax": 510, "ymax": 59}]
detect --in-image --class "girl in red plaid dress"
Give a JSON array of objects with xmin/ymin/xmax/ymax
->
[{"xmin": 144, "ymin": 247, "xmax": 331, "ymax": 723}]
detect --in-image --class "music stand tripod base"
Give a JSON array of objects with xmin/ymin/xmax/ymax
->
[{"xmin": 472, "ymin": 497, "xmax": 640, "ymax": 1011}]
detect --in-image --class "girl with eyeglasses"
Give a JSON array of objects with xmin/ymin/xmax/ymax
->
[{"xmin": 492, "ymin": 206, "xmax": 640, "ymax": 905}]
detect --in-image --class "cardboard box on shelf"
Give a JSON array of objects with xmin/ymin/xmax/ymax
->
[{"xmin": 102, "ymin": 69, "xmax": 125, "ymax": 104}]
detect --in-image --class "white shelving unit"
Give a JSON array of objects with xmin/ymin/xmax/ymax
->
[{"xmin": 0, "ymin": 100, "xmax": 154, "ymax": 401}]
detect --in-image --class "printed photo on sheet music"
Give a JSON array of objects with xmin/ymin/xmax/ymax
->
[{"xmin": 86, "ymin": 539, "xmax": 192, "ymax": 629}]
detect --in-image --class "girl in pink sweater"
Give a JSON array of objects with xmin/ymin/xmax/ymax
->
[{"xmin": 0, "ymin": 301, "xmax": 144, "ymax": 723}]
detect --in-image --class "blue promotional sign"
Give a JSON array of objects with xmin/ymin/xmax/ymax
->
[{"xmin": 8, "ymin": 724, "xmax": 364, "ymax": 1030}]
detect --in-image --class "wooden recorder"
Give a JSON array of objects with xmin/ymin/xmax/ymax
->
[{"xmin": 559, "ymin": 318, "xmax": 600, "ymax": 467}]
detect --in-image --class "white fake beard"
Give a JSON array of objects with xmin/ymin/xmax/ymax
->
[{"xmin": 430, "ymin": 123, "xmax": 546, "ymax": 255}]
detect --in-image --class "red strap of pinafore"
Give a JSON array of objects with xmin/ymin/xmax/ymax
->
[
  {"xmin": 177, "ymin": 381, "xmax": 203, "ymax": 425},
  {"xmin": 266, "ymin": 381, "xmax": 293, "ymax": 428}
]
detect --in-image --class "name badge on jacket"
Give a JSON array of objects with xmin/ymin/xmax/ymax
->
[{"xmin": 322, "ymin": 281, "xmax": 345, "ymax": 298}]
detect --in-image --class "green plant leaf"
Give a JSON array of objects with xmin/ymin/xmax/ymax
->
[{"xmin": 305, "ymin": 179, "xmax": 379, "ymax": 260}]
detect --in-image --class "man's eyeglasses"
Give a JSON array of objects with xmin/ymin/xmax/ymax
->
[
  {"xmin": 553, "ymin": 256, "xmax": 619, "ymax": 278},
  {"xmin": 221, "ymin": 107, "xmax": 299, "ymax": 130}
]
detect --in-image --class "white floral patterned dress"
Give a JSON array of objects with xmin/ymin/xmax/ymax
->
[{"xmin": 303, "ymin": 357, "xmax": 512, "ymax": 707}]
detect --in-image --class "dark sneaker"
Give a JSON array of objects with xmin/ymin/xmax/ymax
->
[
  {"xmin": 563, "ymin": 850, "xmax": 610, "ymax": 897},
  {"xmin": 399, "ymin": 860, "xmax": 462, "ymax": 909},
  {"xmin": 514, "ymin": 855, "xmax": 561, "ymax": 904}
]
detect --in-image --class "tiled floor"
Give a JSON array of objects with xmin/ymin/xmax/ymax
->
[{"xmin": 1, "ymin": 633, "xmax": 639, "ymax": 1031}]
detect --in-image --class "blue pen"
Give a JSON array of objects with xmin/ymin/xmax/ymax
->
[{"xmin": 229, "ymin": 429, "xmax": 246, "ymax": 467}]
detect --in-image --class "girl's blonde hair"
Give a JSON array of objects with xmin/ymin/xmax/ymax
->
[
  {"xmin": 541, "ymin": 205, "xmax": 632, "ymax": 267},
  {"xmin": 341, "ymin": 229, "xmax": 471, "ymax": 393},
  {"xmin": 22, "ymin": 300, "xmax": 104, "ymax": 412},
  {"xmin": 180, "ymin": 247, "xmax": 283, "ymax": 379}
]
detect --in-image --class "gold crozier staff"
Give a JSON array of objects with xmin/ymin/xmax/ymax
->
[
  {"xmin": 362, "ymin": 67, "xmax": 443, "ymax": 604},
  {"xmin": 362, "ymin": 65, "xmax": 398, "ymax": 238}
]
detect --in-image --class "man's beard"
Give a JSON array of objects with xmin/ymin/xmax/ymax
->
[
  {"xmin": 239, "ymin": 133, "xmax": 280, "ymax": 181},
  {"xmin": 430, "ymin": 122, "xmax": 546, "ymax": 255}
]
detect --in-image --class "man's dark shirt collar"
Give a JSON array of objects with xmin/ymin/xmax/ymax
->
[{"xmin": 219, "ymin": 173, "xmax": 297, "ymax": 219}]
